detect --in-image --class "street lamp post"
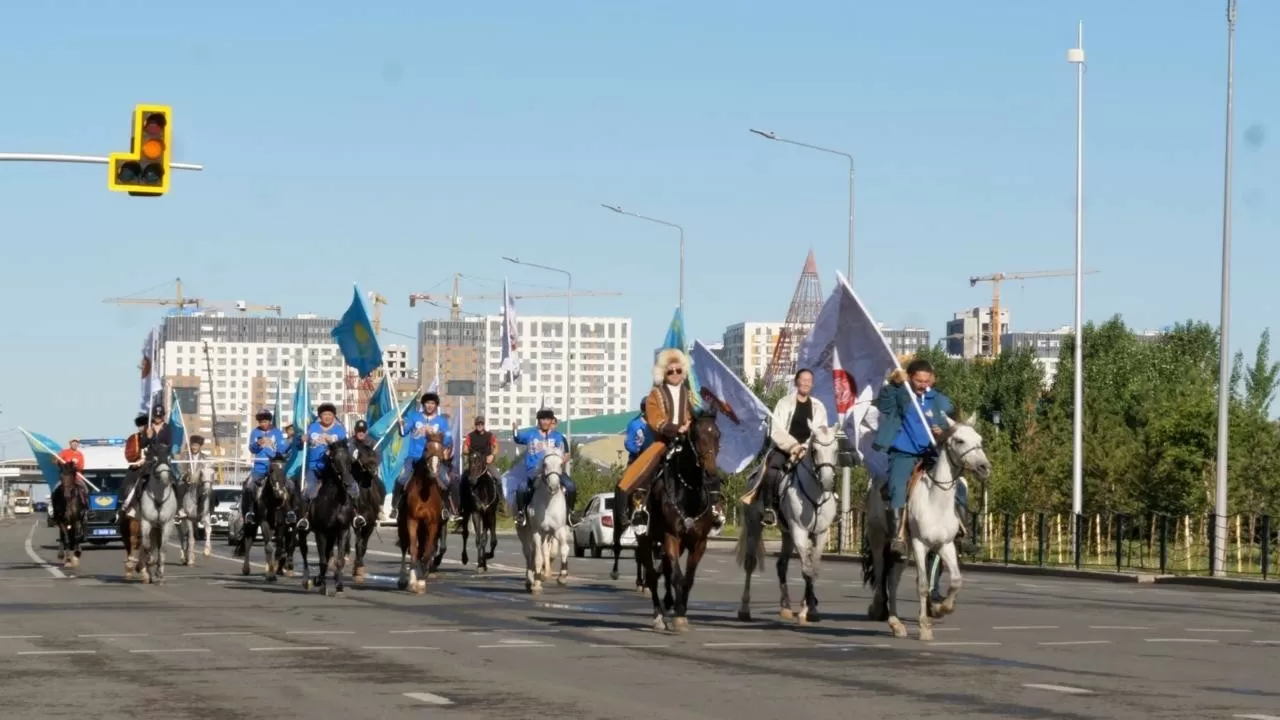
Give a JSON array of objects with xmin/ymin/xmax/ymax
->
[
  {"xmin": 600, "ymin": 204, "xmax": 685, "ymax": 317},
  {"xmin": 1213, "ymin": 0, "xmax": 1238, "ymax": 577},
  {"xmin": 1067, "ymin": 24, "xmax": 1086, "ymax": 557},
  {"xmin": 749, "ymin": 127, "xmax": 856, "ymax": 553},
  {"xmin": 502, "ymin": 256, "xmax": 574, "ymax": 451}
]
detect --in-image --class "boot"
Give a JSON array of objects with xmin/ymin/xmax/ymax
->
[
  {"xmin": 760, "ymin": 474, "xmax": 778, "ymax": 527},
  {"xmin": 956, "ymin": 505, "xmax": 978, "ymax": 556},
  {"xmin": 890, "ymin": 507, "xmax": 908, "ymax": 557},
  {"xmin": 390, "ymin": 484, "xmax": 402, "ymax": 520},
  {"xmin": 565, "ymin": 488, "xmax": 579, "ymax": 526},
  {"xmin": 514, "ymin": 487, "xmax": 530, "ymax": 527},
  {"xmin": 241, "ymin": 489, "xmax": 255, "ymax": 525}
]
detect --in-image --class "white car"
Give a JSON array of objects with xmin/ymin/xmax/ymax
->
[
  {"xmin": 207, "ymin": 487, "xmax": 242, "ymax": 539},
  {"xmin": 12, "ymin": 497, "xmax": 32, "ymax": 515},
  {"xmin": 572, "ymin": 492, "xmax": 636, "ymax": 558}
]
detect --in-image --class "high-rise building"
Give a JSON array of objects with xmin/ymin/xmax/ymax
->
[
  {"xmin": 417, "ymin": 314, "xmax": 633, "ymax": 429},
  {"xmin": 720, "ymin": 321, "xmax": 787, "ymax": 383},
  {"xmin": 946, "ymin": 307, "xmax": 1011, "ymax": 359},
  {"xmin": 880, "ymin": 325, "xmax": 932, "ymax": 358}
]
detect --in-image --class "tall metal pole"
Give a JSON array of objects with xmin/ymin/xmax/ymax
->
[
  {"xmin": 1068, "ymin": 24, "xmax": 1086, "ymax": 551},
  {"xmin": 1213, "ymin": 0, "xmax": 1238, "ymax": 577},
  {"xmin": 0, "ymin": 153, "xmax": 203, "ymax": 170},
  {"xmin": 600, "ymin": 204, "xmax": 684, "ymax": 318}
]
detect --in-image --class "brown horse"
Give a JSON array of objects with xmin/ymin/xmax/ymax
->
[
  {"xmin": 636, "ymin": 411, "xmax": 723, "ymax": 632},
  {"xmin": 52, "ymin": 463, "xmax": 86, "ymax": 569},
  {"xmin": 396, "ymin": 432, "xmax": 447, "ymax": 594}
]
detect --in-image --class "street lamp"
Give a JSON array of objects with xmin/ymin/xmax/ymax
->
[
  {"xmin": 747, "ymin": 128, "xmax": 855, "ymax": 285},
  {"xmin": 1067, "ymin": 24, "xmax": 1086, "ymax": 557},
  {"xmin": 502, "ymin": 256, "xmax": 574, "ymax": 451},
  {"xmin": 1212, "ymin": 0, "xmax": 1238, "ymax": 577},
  {"xmin": 600, "ymin": 204, "xmax": 685, "ymax": 317}
]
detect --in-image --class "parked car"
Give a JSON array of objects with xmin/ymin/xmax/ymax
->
[{"xmin": 572, "ymin": 492, "xmax": 636, "ymax": 558}]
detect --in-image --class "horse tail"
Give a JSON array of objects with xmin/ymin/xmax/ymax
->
[
  {"xmin": 860, "ymin": 545, "xmax": 874, "ymax": 587},
  {"xmin": 734, "ymin": 514, "xmax": 765, "ymax": 574}
]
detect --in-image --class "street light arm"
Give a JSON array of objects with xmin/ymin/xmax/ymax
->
[{"xmin": 748, "ymin": 129, "xmax": 853, "ymax": 164}]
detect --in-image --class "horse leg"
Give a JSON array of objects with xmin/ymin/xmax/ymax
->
[
  {"xmin": 241, "ymin": 522, "xmax": 257, "ymax": 576},
  {"xmin": 911, "ymin": 536, "xmax": 935, "ymax": 641},
  {"xmin": 610, "ymin": 493, "xmax": 625, "ymax": 581},
  {"xmin": 299, "ymin": 529, "xmax": 314, "ymax": 590},
  {"xmin": 156, "ymin": 512, "xmax": 174, "ymax": 584},
  {"xmin": 675, "ymin": 538, "xmax": 708, "ymax": 629},
  {"xmin": 486, "ymin": 506, "xmax": 498, "ymax": 560},
  {"xmin": 472, "ymin": 510, "xmax": 486, "ymax": 573},
  {"xmin": 406, "ymin": 520, "xmax": 423, "ymax": 594},
  {"xmin": 396, "ymin": 515, "xmax": 411, "ymax": 591},
  {"xmin": 330, "ymin": 529, "xmax": 349, "ymax": 597},
  {"xmin": 734, "ymin": 509, "xmax": 764, "ymax": 621},
  {"xmin": 430, "ymin": 515, "xmax": 448, "ymax": 575},
  {"xmin": 664, "ymin": 535, "xmax": 689, "ymax": 632},
  {"xmin": 555, "ymin": 527, "xmax": 571, "ymax": 585},
  {"xmin": 352, "ymin": 526, "xmax": 368, "ymax": 584},
  {"xmin": 801, "ymin": 530, "xmax": 828, "ymax": 624},
  {"xmin": 638, "ymin": 538, "xmax": 666, "ymax": 632},
  {"xmin": 776, "ymin": 530, "xmax": 796, "ymax": 620},
  {"xmin": 137, "ymin": 517, "xmax": 153, "ymax": 584},
  {"xmin": 935, "ymin": 541, "xmax": 963, "ymax": 617},
  {"xmin": 460, "ymin": 506, "xmax": 471, "ymax": 566}
]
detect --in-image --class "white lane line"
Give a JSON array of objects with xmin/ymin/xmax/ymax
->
[
  {"xmin": 405, "ymin": 692, "xmax": 454, "ymax": 706},
  {"xmin": 588, "ymin": 643, "xmax": 670, "ymax": 649},
  {"xmin": 1023, "ymin": 683, "xmax": 1095, "ymax": 695},
  {"xmin": 249, "ymin": 646, "xmax": 331, "ymax": 652},
  {"xmin": 477, "ymin": 643, "xmax": 553, "ymax": 649},
  {"xmin": 1038, "ymin": 640, "xmax": 1112, "ymax": 646},
  {"xmin": 389, "ymin": 628, "xmax": 461, "ymax": 634},
  {"xmin": 1233, "ymin": 715, "xmax": 1280, "ymax": 720},
  {"xmin": 1251, "ymin": 640, "xmax": 1280, "ymax": 645},
  {"xmin": 1144, "ymin": 638, "xmax": 1219, "ymax": 643},
  {"xmin": 702, "ymin": 642, "xmax": 781, "ymax": 648},
  {"xmin": 362, "ymin": 646, "xmax": 440, "ymax": 651},
  {"xmin": 816, "ymin": 643, "xmax": 893, "ymax": 649},
  {"xmin": 588, "ymin": 627, "xmax": 633, "ymax": 633},
  {"xmin": 1185, "ymin": 628, "xmax": 1251, "ymax": 633},
  {"xmin": 0, "ymin": 635, "xmax": 43, "ymax": 640},
  {"xmin": 285, "ymin": 630, "xmax": 355, "ymax": 636},
  {"xmin": 24, "ymin": 521, "xmax": 66, "ymax": 579},
  {"xmin": 183, "ymin": 631, "xmax": 252, "ymax": 637},
  {"xmin": 79, "ymin": 633, "xmax": 147, "ymax": 638},
  {"xmin": 993, "ymin": 625, "xmax": 1059, "ymax": 631},
  {"xmin": 501, "ymin": 628, "xmax": 560, "ymax": 634},
  {"xmin": 927, "ymin": 641, "xmax": 1001, "ymax": 647},
  {"xmin": 1090, "ymin": 625, "xmax": 1150, "ymax": 631},
  {"xmin": 18, "ymin": 650, "xmax": 96, "ymax": 655},
  {"xmin": 130, "ymin": 648, "xmax": 212, "ymax": 654}
]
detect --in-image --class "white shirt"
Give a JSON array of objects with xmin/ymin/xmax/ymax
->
[{"xmin": 664, "ymin": 382, "xmax": 684, "ymax": 427}]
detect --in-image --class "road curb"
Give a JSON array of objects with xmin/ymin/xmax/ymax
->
[{"xmin": 1148, "ymin": 574, "xmax": 1280, "ymax": 593}]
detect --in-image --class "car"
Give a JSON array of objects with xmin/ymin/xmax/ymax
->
[
  {"xmin": 33, "ymin": 501, "xmax": 48, "ymax": 513},
  {"xmin": 206, "ymin": 487, "xmax": 242, "ymax": 540},
  {"xmin": 12, "ymin": 497, "xmax": 32, "ymax": 515},
  {"xmin": 572, "ymin": 492, "xmax": 636, "ymax": 559}
]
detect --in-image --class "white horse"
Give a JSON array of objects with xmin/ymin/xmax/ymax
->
[
  {"xmin": 735, "ymin": 421, "xmax": 840, "ymax": 624},
  {"xmin": 516, "ymin": 454, "xmax": 570, "ymax": 595},
  {"xmin": 175, "ymin": 461, "xmax": 213, "ymax": 565},
  {"xmin": 137, "ymin": 459, "xmax": 179, "ymax": 584},
  {"xmin": 863, "ymin": 413, "xmax": 990, "ymax": 641}
]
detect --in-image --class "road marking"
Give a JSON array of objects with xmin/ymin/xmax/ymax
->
[
  {"xmin": 79, "ymin": 633, "xmax": 148, "ymax": 638},
  {"xmin": 1015, "ymin": 583, "xmax": 1046, "ymax": 588},
  {"xmin": 501, "ymin": 628, "xmax": 560, "ymax": 634},
  {"xmin": 361, "ymin": 646, "xmax": 440, "ymax": 651},
  {"xmin": 1090, "ymin": 625, "xmax": 1150, "ymax": 631},
  {"xmin": 1234, "ymin": 715, "xmax": 1280, "ymax": 720},
  {"xmin": 816, "ymin": 643, "xmax": 893, "ymax": 649},
  {"xmin": 1022, "ymin": 683, "xmax": 1095, "ymax": 695},
  {"xmin": 389, "ymin": 628, "xmax": 461, "ymax": 634},
  {"xmin": 1144, "ymin": 638, "xmax": 1219, "ymax": 643},
  {"xmin": 589, "ymin": 627, "xmax": 632, "ymax": 633},
  {"xmin": 993, "ymin": 625, "xmax": 1059, "ymax": 630},
  {"xmin": 249, "ymin": 646, "xmax": 331, "ymax": 652},
  {"xmin": 183, "ymin": 631, "xmax": 252, "ymax": 637},
  {"xmin": 404, "ymin": 692, "xmax": 453, "ymax": 706},
  {"xmin": 0, "ymin": 635, "xmax": 42, "ymax": 640},
  {"xmin": 1038, "ymin": 640, "xmax": 1112, "ymax": 646},
  {"xmin": 702, "ymin": 642, "xmax": 781, "ymax": 648},
  {"xmin": 18, "ymin": 650, "xmax": 96, "ymax": 655},
  {"xmin": 477, "ymin": 638, "xmax": 552, "ymax": 649},
  {"xmin": 588, "ymin": 643, "xmax": 670, "ymax": 648},
  {"xmin": 285, "ymin": 630, "xmax": 355, "ymax": 636},
  {"xmin": 1251, "ymin": 640, "xmax": 1280, "ymax": 645},
  {"xmin": 1185, "ymin": 628, "xmax": 1251, "ymax": 633},
  {"xmin": 927, "ymin": 641, "xmax": 1001, "ymax": 647},
  {"xmin": 24, "ymin": 521, "xmax": 66, "ymax": 579},
  {"xmin": 130, "ymin": 648, "xmax": 212, "ymax": 654}
]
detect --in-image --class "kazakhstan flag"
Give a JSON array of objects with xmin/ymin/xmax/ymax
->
[
  {"xmin": 19, "ymin": 428, "xmax": 63, "ymax": 491},
  {"xmin": 661, "ymin": 307, "xmax": 702, "ymax": 409},
  {"xmin": 331, "ymin": 286, "xmax": 383, "ymax": 378}
]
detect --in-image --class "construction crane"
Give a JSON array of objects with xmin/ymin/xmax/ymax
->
[
  {"xmin": 368, "ymin": 291, "xmax": 388, "ymax": 333},
  {"xmin": 409, "ymin": 273, "xmax": 621, "ymax": 320},
  {"xmin": 194, "ymin": 301, "xmax": 283, "ymax": 316},
  {"xmin": 104, "ymin": 278, "xmax": 282, "ymax": 316},
  {"xmin": 968, "ymin": 268, "xmax": 1100, "ymax": 358}
]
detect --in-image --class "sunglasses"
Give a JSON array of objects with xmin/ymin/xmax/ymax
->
[{"xmin": 666, "ymin": 368, "xmax": 684, "ymax": 376}]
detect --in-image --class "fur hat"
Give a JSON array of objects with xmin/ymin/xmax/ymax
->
[{"xmin": 652, "ymin": 348, "xmax": 692, "ymax": 386}]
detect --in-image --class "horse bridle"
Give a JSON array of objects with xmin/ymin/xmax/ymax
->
[
  {"xmin": 467, "ymin": 453, "xmax": 499, "ymax": 510},
  {"xmin": 926, "ymin": 431, "xmax": 985, "ymax": 491},
  {"xmin": 785, "ymin": 437, "xmax": 838, "ymax": 514}
]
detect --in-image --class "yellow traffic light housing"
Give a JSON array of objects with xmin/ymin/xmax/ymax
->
[{"xmin": 108, "ymin": 104, "xmax": 172, "ymax": 196}]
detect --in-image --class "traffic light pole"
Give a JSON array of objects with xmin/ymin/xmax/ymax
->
[{"xmin": 0, "ymin": 152, "xmax": 203, "ymax": 171}]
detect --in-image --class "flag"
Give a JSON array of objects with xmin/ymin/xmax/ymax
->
[
  {"xmin": 285, "ymin": 367, "xmax": 313, "ymax": 480},
  {"xmin": 331, "ymin": 286, "xmax": 383, "ymax": 378},
  {"xmin": 796, "ymin": 271, "xmax": 930, "ymax": 481},
  {"xmin": 19, "ymin": 428, "xmax": 63, "ymax": 492},
  {"xmin": 498, "ymin": 278, "xmax": 522, "ymax": 388},
  {"xmin": 366, "ymin": 376, "xmax": 394, "ymax": 427},
  {"xmin": 660, "ymin": 307, "xmax": 702, "ymax": 409},
  {"xmin": 451, "ymin": 402, "xmax": 464, "ymax": 475},
  {"xmin": 139, "ymin": 327, "xmax": 162, "ymax": 414},
  {"xmin": 690, "ymin": 340, "xmax": 770, "ymax": 474},
  {"xmin": 368, "ymin": 393, "xmax": 416, "ymax": 492},
  {"xmin": 167, "ymin": 388, "xmax": 187, "ymax": 457}
]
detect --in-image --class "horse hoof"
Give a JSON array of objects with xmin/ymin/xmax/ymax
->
[
  {"xmin": 889, "ymin": 618, "xmax": 908, "ymax": 638},
  {"xmin": 806, "ymin": 610, "xmax": 821, "ymax": 623},
  {"xmin": 335, "ymin": 587, "xmax": 344, "ymax": 596},
  {"xmin": 531, "ymin": 585, "xmax": 542, "ymax": 596},
  {"xmin": 266, "ymin": 574, "xmax": 277, "ymax": 583},
  {"xmin": 636, "ymin": 585, "xmax": 647, "ymax": 595},
  {"xmin": 285, "ymin": 569, "xmax": 295, "ymax": 578},
  {"xmin": 203, "ymin": 548, "xmax": 211, "ymax": 558},
  {"xmin": 919, "ymin": 627, "xmax": 934, "ymax": 642},
  {"xmin": 304, "ymin": 579, "xmax": 314, "ymax": 590},
  {"xmin": 651, "ymin": 616, "xmax": 666, "ymax": 632},
  {"xmin": 413, "ymin": 583, "xmax": 425, "ymax": 595},
  {"xmin": 353, "ymin": 574, "xmax": 365, "ymax": 585},
  {"xmin": 241, "ymin": 566, "xmax": 250, "ymax": 576},
  {"xmin": 397, "ymin": 578, "xmax": 409, "ymax": 591},
  {"xmin": 672, "ymin": 617, "xmax": 689, "ymax": 632},
  {"xmin": 556, "ymin": 576, "xmax": 568, "ymax": 586},
  {"xmin": 779, "ymin": 608, "xmax": 794, "ymax": 620},
  {"xmin": 609, "ymin": 570, "xmax": 620, "ymax": 581},
  {"xmin": 461, "ymin": 555, "xmax": 469, "ymax": 566},
  {"xmin": 737, "ymin": 609, "xmax": 752, "ymax": 622},
  {"xmin": 325, "ymin": 586, "xmax": 336, "ymax": 598}
]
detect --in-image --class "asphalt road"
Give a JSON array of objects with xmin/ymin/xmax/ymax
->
[{"xmin": 2, "ymin": 518, "xmax": 1278, "ymax": 720}]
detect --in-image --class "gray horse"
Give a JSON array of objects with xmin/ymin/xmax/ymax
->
[
  {"xmin": 137, "ymin": 458, "xmax": 179, "ymax": 584},
  {"xmin": 175, "ymin": 460, "xmax": 213, "ymax": 566}
]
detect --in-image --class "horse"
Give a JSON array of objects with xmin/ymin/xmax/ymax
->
[
  {"xmin": 175, "ymin": 459, "xmax": 212, "ymax": 566},
  {"xmin": 735, "ymin": 421, "xmax": 840, "ymax": 625},
  {"xmin": 396, "ymin": 433, "xmax": 447, "ymax": 594},
  {"xmin": 608, "ymin": 486, "xmax": 645, "ymax": 593},
  {"xmin": 862, "ymin": 413, "xmax": 991, "ymax": 641},
  {"xmin": 119, "ymin": 470, "xmax": 143, "ymax": 580},
  {"xmin": 515, "ymin": 453, "xmax": 572, "ymax": 595},
  {"xmin": 637, "ymin": 411, "xmax": 723, "ymax": 632},
  {"xmin": 51, "ymin": 463, "xmax": 85, "ymax": 570},
  {"xmin": 346, "ymin": 438, "xmax": 385, "ymax": 585},
  {"xmin": 297, "ymin": 442, "xmax": 358, "ymax": 597},
  {"xmin": 136, "ymin": 455, "xmax": 179, "ymax": 584},
  {"xmin": 460, "ymin": 448, "xmax": 500, "ymax": 572},
  {"xmin": 238, "ymin": 455, "xmax": 298, "ymax": 582}
]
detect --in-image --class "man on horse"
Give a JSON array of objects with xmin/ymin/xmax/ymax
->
[
  {"xmin": 173, "ymin": 434, "xmax": 208, "ymax": 520},
  {"xmin": 118, "ymin": 413, "xmax": 147, "ymax": 523},
  {"xmin": 463, "ymin": 415, "xmax": 498, "ymax": 480},
  {"xmin": 55, "ymin": 437, "xmax": 89, "ymax": 523},
  {"xmin": 243, "ymin": 408, "xmax": 288, "ymax": 526},
  {"xmin": 872, "ymin": 358, "xmax": 955, "ymax": 556},
  {"xmin": 295, "ymin": 402, "xmax": 356, "ymax": 531},
  {"xmin": 751, "ymin": 368, "xmax": 830, "ymax": 528},
  {"xmin": 121, "ymin": 404, "xmax": 173, "ymax": 519},
  {"xmin": 511, "ymin": 408, "xmax": 575, "ymax": 527},
  {"xmin": 615, "ymin": 399, "xmax": 654, "ymax": 526},
  {"xmin": 390, "ymin": 392, "xmax": 455, "ymax": 520}
]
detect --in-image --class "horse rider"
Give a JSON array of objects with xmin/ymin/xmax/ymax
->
[
  {"xmin": 616, "ymin": 348, "xmax": 700, "ymax": 526},
  {"xmin": 55, "ymin": 437, "xmax": 89, "ymax": 522},
  {"xmin": 917, "ymin": 367, "xmax": 977, "ymax": 555},
  {"xmin": 390, "ymin": 392, "xmax": 455, "ymax": 520},
  {"xmin": 872, "ymin": 358, "xmax": 955, "ymax": 556},
  {"xmin": 510, "ymin": 408, "xmax": 576, "ymax": 527},
  {"xmin": 463, "ymin": 415, "xmax": 499, "ymax": 480},
  {"xmin": 121, "ymin": 404, "xmax": 173, "ymax": 519},
  {"xmin": 171, "ymin": 433, "xmax": 209, "ymax": 521},
  {"xmin": 351, "ymin": 418, "xmax": 374, "ymax": 451},
  {"xmin": 616, "ymin": 399, "xmax": 654, "ymax": 524},
  {"xmin": 294, "ymin": 402, "xmax": 357, "ymax": 531},
  {"xmin": 243, "ymin": 409, "xmax": 288, "ymax": 526},
  {"xmin": 118, "ymin": 413, "xmax": 147, "ymax": 523},
  {"xmin": 547, "ymin": 415, "xmax": 581, "ymax": 524},
  {"xmin": 750, "ymin": 368, "xmax": 829, "ymax": 528}
]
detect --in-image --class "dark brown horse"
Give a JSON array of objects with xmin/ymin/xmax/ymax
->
[
  {"xmin": 396, "ymin": 433, "xmax": 447, "ymax": 594},
  {"xmin": 460, "ymin": 448, "xmax": 500, "ymax": 572},
  {"xmin": 637, "ymin": 411, "xmax": 723, "ymax": 632},
  {"xmin": 51, "ymin": 463, "xmax": 86, "ymax": 570}
]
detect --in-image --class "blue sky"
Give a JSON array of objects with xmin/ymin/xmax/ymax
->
[{"xmin": 2, "ymin": 1, "xmax": 1277, "ymax": 459}]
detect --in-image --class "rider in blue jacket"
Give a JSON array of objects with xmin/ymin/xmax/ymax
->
[
  {"xmin": 294, "ymin": 402, "xmax": 353, "ymax": 531},
  {"xmin": 623, "ymin": 398, "xmax": 653, "ymax": 464},
  {"xmin": 242, "ymin": 408, "xmax": 287, "ymax": 525},
  {"xmin": 390, "ymin": 392, "xmax": 455, "ymax": 519},
  {"xmin": 512, "ymin": 408, "xmax": 576, "ymax": 527}
]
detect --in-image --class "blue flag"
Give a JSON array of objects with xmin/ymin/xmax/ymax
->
[
  {"xmin": 331, "ymin": 286, "xmax": 383, "ymax": 378},
  {"xmin": 368, "ymin": 393, "xmax": 416, "ymax": 492},
  {"xmin": 661, "ymin": 307, "xmax": 702, "ymax": 409},
  {"xmin": 366, "ymin": 376, "xmax": 394, "ymax": 427},
  {"xmin": 168, "ymin": 389, "xmax": 187, "ymax": 457},
  {"xmin": 285, "ymin": 367, "xmax": 313, "ymax": 480},
  {"xmin": 20, "ymin": 429, "xmax": 63, "ymax": 492}
]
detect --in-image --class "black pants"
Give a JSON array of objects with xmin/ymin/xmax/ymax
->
[{"xmin": 761, "ymin": 448, "xmax": 790, "ymax": 507}]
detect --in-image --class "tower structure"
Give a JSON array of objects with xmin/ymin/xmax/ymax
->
[{"xmin": 765, "ymin": 250, "xmax": 825, "ymax": 387}]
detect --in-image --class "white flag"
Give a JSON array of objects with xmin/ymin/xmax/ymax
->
[
  {"xmin": 139, "ymin": 326, "xmax": 162, "ymax": 414},
  {"xmin": 691, "ymin": 340, "xmax": 770, "ymax": 474},
  {"xmin": 498, "ymin": 278, "xmax": 522, "ymax": 388}
]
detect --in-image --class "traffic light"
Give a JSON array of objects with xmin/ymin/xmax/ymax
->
[{"xmin": 108, "ymin": 104, "xmax": 172, "ymax": 196}]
